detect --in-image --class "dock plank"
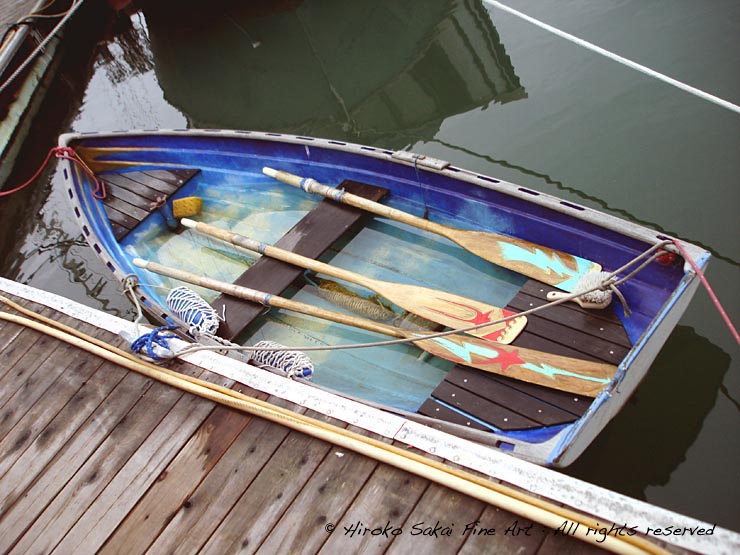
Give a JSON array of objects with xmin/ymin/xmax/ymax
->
[
  {"xmin": 253, "ymin": 424, "xmax": 381, "ymax": 555},
  {"xmin": 145, "ymin": 396, "xmax": 300, "ymax": 554},
  {"xmin": 98, "ymin": 398, "xmax": 258, "ymax": 555},
  {"xmin": 199, "ymin": 411, "xmax": 346, "ymax": 554},
  {"xmin": 459, "ymin": 506, "xmax": 544, "ymax": 554},
  {"xmin": 317, "ymin": 462, "xmax": 429, "ymax": 555},
  {"xmin": 0, "ymin": 340, "xmax": 105, "ymax": 479},
  {"xmin": 52, "ymin": 374, "xmax": 217, "ymax": 554},
  {"xmin": 385, "ymin": 483, "xmax": 486, "ymax": 555},
  {"xmin": 0, "ymin": 365, "xmax": 146, "ymax": 549},
  {"xmin": 8, "ymin": 372, "xmax": 190, "ymax": 555}
]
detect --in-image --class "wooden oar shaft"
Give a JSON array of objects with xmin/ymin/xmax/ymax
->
[
  {"xmin": 133, "ymin": 258, "xmax": 403, "ymax": 339},
  {"xmin": 181, "ymin": 219, "xmax": 378, "ymax": 291},
  {"xmin": 263, "ymin": 167, "xmax": 452, "ymax": 238},
  {"xmin": 181, "ymin": 218, "xmax": 527, "ymax": 345},
  {"xmin": 262, "ymin": 167, "xmax": 604, "ymax": 292}
]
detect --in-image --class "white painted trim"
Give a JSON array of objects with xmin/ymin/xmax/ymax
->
[{"xmin": 2, "ymin": 277, "xmax": 736, "ymax": 555}]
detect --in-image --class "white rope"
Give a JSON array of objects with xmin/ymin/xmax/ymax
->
[
  {"xmin": 166, "ymin": 286, "xmax": 221, "ymax": 337},
  {"xmin": 249, "ymin": 340, "xmax": 314, "ymax": 379},
  {"xmin": 483, "ymin": 0, "xmax": 740, "ymax": 115}
]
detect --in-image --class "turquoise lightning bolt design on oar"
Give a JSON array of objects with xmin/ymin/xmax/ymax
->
[
  {"xmin": 497, "ymin": 242, "xmax": 601, "ymax": 293},
  {"xmin": 419, "ymin": 335, "xmax": 615, "ymax": 396}
]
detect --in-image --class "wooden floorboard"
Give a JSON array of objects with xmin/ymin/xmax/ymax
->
[
  {"xmin": 100, "ymin": 169, "xmax": 200, "ymax": 241},
  {"xmin": 0, "ymin": 292, "xmax": 667, "ymax": 555},
  {"xmin": 421, "ymin": 275, "xmax": 632, "ymax": 435}
]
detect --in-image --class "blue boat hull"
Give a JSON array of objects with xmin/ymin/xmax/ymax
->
[{"xmin": 59, "ymin": 129, "xmax": 708, "ymax": 466}]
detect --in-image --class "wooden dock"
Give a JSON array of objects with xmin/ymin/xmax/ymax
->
[{"xmin": 0, "ymin": 279, "xmax": 734, "ymax": 555}]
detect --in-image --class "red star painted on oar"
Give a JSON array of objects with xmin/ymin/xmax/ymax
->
[{"xmin": 485, "ymin": 348, "xmax": 525, "ymax": 371}]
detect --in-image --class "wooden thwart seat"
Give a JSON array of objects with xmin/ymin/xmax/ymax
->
[{"xmin": 211, "ymin": 180, "xmax": 389, "ymax": 341}]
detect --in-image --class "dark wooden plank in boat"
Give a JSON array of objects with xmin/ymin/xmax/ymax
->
[
  {"xmin": 103, "ymin": 202, "xmax": 138, "ymax": 234},
  {"xmin": 432, "ymin": 382, "xmax": 541, "ymax": 430},
  {"xmin": 214, "ymin": 181, "xmax": 389, "ymax": 341},
  {"xmin": 509, "ymin": 292, "xmax": 626, "ymax": 345},
  {"xmin": 509, "ymin": 290, "xmax": 631, "ymax": 348},
  {"xmin": 100, "ymin": 172, "xmax": 169, "ymax": 202},
  {"xmin": 110, "ymin": 221, "xmax": 130, "ymax": 241},
  {"xmin": 100, "ymin": 169, "xmax": 200, "ymax": 242},
  {"xmin": 445, "ymin": 366, "xmax": 585, "ymax": 426},
  {"xmin": 509, "ymin": 313, "xmax": 629, "ymax": 364},
  {"xmin": 417, "ymin": 398, "xmax": 491, "ymax": 432},
  {"xmin": 482, "ymin": 373, "xmax": 589, "ymax": 416},
  {"xmin": 519, "ymin": 280, "xmax": 623, "ymax": 324},
  {"xmin": 103, "ymin": 195, "xmax": 150, "ymax": 222},
  {"xmin": 119, "ymin": 171, "xmax": 180, "ymax": 195},
  {"xmin": 102, "ymin": 180, "xmax": 155, "ymax": 212},
  {"xmin": 502, "ymin": 330, "xmax": 604, "ymax": 362},
  {"xmin": 141, "ymin": 169, "xmax": 199, "ymax": 190},
  {"xmin": 429, "ymin": 366, "xmax": 590, "ymax": 433},
  {"xmin": 504, "ymin": 279, "xmax": 629, "ymax": 366}
]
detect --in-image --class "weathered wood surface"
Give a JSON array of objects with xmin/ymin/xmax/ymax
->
[{"xmin": 0, "ymin": 294, "xmax": 677, "ymax": 555}]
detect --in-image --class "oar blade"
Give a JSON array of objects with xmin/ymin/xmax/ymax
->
[
  {"xmin": 263, "ymin": 167, "xmax": 602, "ymax": 292},
  {"xmin": 376, "ymin": 282, "xmax": 526, "ymax": 344},
  {"xmin": 412, "ymin": 333, "xmax": 616, "ymax": 397},
  {"xmin": 447, "ymin": 229, "xmax": 602, "ymax": 293}
]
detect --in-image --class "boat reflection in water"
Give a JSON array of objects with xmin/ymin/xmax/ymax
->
[{"xmin": 140, "ymin": 0, "xmax": 526, "ymax": 146}]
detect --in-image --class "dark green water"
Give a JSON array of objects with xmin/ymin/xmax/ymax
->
[{"xmin": 1, "ymin": 0, "xmax": 737, "ymax": 532}]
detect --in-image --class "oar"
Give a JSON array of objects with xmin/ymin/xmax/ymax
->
[
  {"xmin": 181, "ymin": 218, "xmax": 526, "ymax": 344},
  {"xmin": 262, "ymin": 167, "xmax": 602, "ymax": 292},
  {"xmin": 133, "ymin": 258, "xmax": 616, "ymax": 397}
]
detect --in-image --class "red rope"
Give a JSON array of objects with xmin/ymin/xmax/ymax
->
[
  {"xmin": 0, "ymin": 146, "xmax": 105, "ymax": 199},
  {"xmin": 672, "ymin": 239, "xmax": 740, "ymax": 347}
]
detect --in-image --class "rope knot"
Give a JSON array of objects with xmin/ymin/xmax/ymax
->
[{"xmin": 130, "ymin": 325, "xmax": 180, "ymax": 362}]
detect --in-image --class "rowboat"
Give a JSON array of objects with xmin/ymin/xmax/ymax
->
[{"xmin": 58, "ymin": 129, "xmax": 708, "ymax": 467}]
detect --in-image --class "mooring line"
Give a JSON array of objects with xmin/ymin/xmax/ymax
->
[{"xmin": 483, "ymin": 0, "xmax": 740, "ymax": 114}]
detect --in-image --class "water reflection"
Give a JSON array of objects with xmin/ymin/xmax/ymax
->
[
  {"xmin": 567, "ymin": 326, "xmax": 730, "ymax": 499},
  {"xmin": 140, "ymin": 0, "xmax": 525, "ymax": 147}
]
